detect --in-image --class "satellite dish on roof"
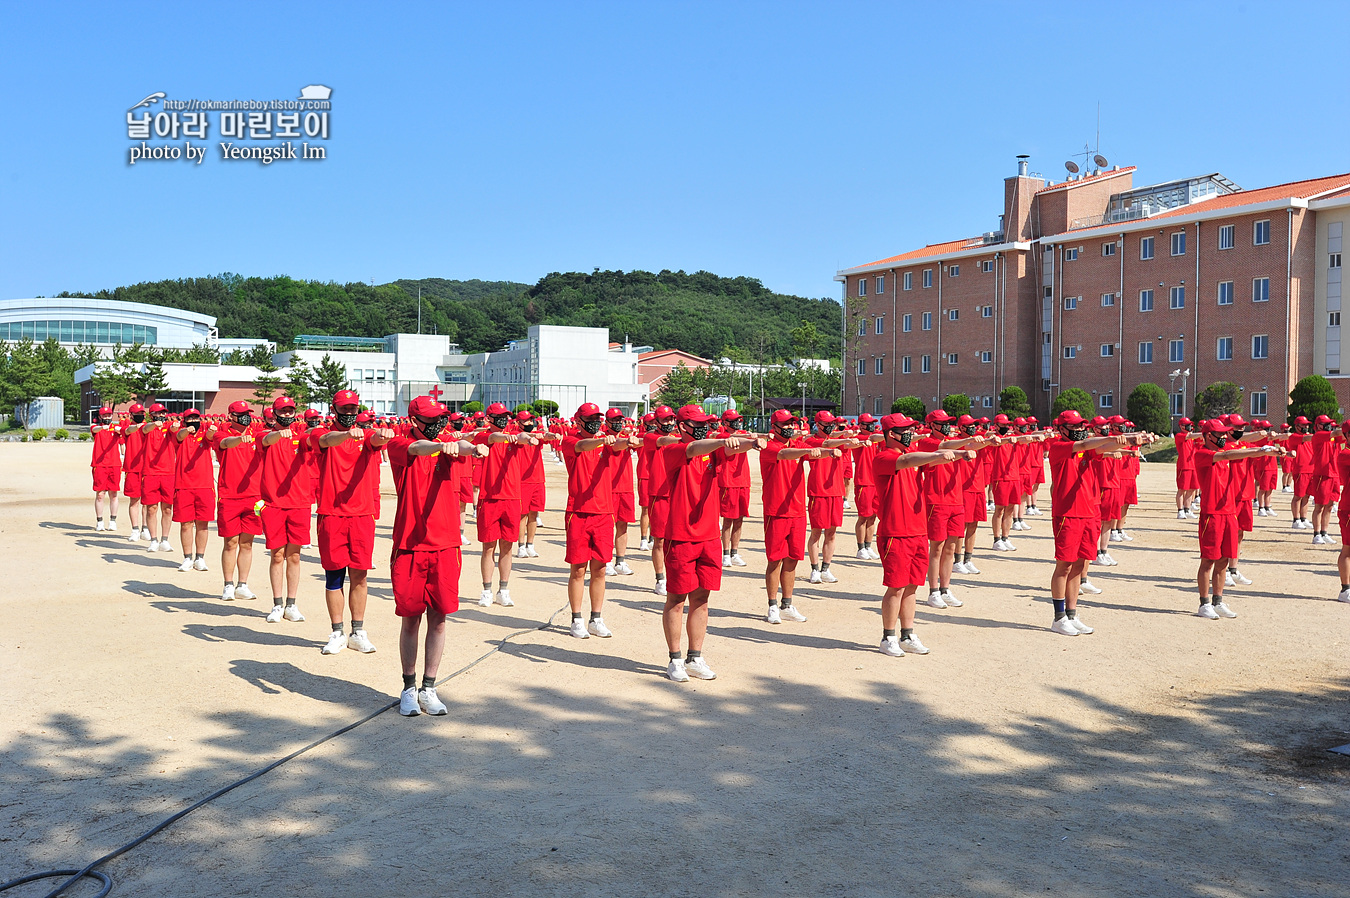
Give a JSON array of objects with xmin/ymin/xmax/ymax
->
[
  {"xmin": 1094, "ymin": 154, "xmax": 1109, "ymax": 168},
  {"xmin": 1064, "ymin": 160, "xmax": 1080, "ymax": 174}
]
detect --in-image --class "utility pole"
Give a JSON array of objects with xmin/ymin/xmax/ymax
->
[{"xmin": 417, "ymin": 287, "xmax": 422, "ymax": 335}]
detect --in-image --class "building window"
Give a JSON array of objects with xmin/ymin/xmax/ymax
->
[
  {"xmin": 1138, "ymin": 342, "xmax": 1153, "ymax": 364},
  {"xmin": 1217, "ymin": 337, "xmax": 1233, "ymax": 361},
  {"xmin": 902, "ymin": 313, "xmax": 912, "ymax": 332},
  {"xmin": 876, "ymin": 275, "xmax": 885, "ymax": 294},
  {"xmin": 947, "ymin": 352, "xmax": 958, "ymax": 365},
  {"xmin": 948, "ymin": 308, "xmax": 959, "ymax": 321},
  {"xmin": 980, "ymin": 350, "xmax": 993, "ymax": 363},
  {"xmin": 1332, "ymin": 253, "xmax": 1343, "ymax": 269},
  {"xmin": 922, "ymin": 311, "xmax": 932, "ymax": 331},
  {"xmin": 858, "ymin": 318, "xmax": 867, "ymax": 337},
  {"xmin": 1099, "ymin": 393, "xmax": 1114, "ymax": 409},
  {"xmin": 921, "ymin": 355, "xmax": 931, "ymax": 373},
  {"xmin": 1253, "ymin": 277, "xmax": 1270, "ymax": 303},
  {"xmin": 1065, "ymin": 248, "xmax": 1079, "ymax": 261},
  {"xmin": 875, "ymin": 317, "xmax": 884, "ymax": 335},
  {"xmin": 1140, "ymin": 289, "xmax": 1154, "ymax": 312},
  {"xmin": 1140, "ymin": 236, "xmax": 1155, "ymax": 260},
  {"xmin": 1331, "ymin": 312, "xmax": 1342, "ymax": 327},
  {"xmin": 875, "ymin": 357, "xmax": 884, "ymax": 375},
  {"xmin": 1063, "ymin": 346, "xmax": 1077, "ymax": 359},
  {"xmin": 1101, "ymin": 343, "xmax": 1115, "ymax": 357},
  {"xmin": 922, "ymin": 269, "xmax": 933, "ymax": 288},
  {"xmin": 1170, "ymin": 286, "xmax": 1185, "ymax": 309},
  {"xmin": 1064, "ymin": 295, "xmax": 1079, "ymax": 310},
  {"xmin": 949, "ymin": 265, "xmax": 960, "ymax": 277},
  {"xmin": 902, "ymin": 356, "xmax": 911, "ymax": 374},
  {"xmin": 1102, "ymin": 242, "xmax": 1116, "ymax": 257},
  {"xmin": 982, "ymin": 259, "xmax": 994, "ymax": 272},
  {"xmin": 1171, "ymin": 232, "xmax": 1187, "ymax": 256},
  {"xmin": 858, "ymin": 278, "xmax": 867, "ymax": 297},
  {"xmin": 1101, "ymin": 292, "xmax": 1115, "ymax": 307},
  {"xmin": 1252, "ymin": 334, "xmax": 1269, "ymax": 359},
  {"xmin": 874, "ymin": 396, "xmax": 884, "ymax": 416},
  {"xmin": 983, "ymin": 396, "xmax": 994, "ymax": 408},
  {"xmin": 856, "ymin": 359, "xmax": 866, "ymax": 376},
  {"xmin": 903, "ymin": 272, "xmax": 912, "ymax": 290},
  {"xmin": 1219, "ymin": 225, "xmax": 1235, "ymax": 250},
  {"xmin": 1218, "ymin": 281, "xmax": 1234, "ymax": 306},
  {"xmin": 1251, "ymin": 391, "xmax": 1267, "ymax": 417},
  {"xmin": 1254, "ymin": 220, "xmax": 1270, "ymax": 245},
  {"xmin": 1169, "ymin": 339, "xmax": 1185, "ymax": 363},
  {"xmin": 981, "ymin": 305, "xmax": 993, "ymax": 318}
]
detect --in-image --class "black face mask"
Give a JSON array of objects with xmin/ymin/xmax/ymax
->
[
  {"xmin": 336, "ymin": 411, "xmax": 358, "ymax": 428},
  {"xmin": 416, "ymin": 416, "xmax": 446, "ymax": 440},
  {"xmin": 184, "ymin": 418, "xmax": 201, "ymax": 432},
  {"xmin": 275, "ymin": 413, "xmax": 295, "ymax": 428},
  {"xmin": 997, "ymin": 426, "xmax": 1012, "ymax": 435},
  {"xmin": 658, "ymin": 421, "xmax": 676, "ymax": 434},
  {"xmin": 606, "ymin": 421, "xmax": 624, "ymax": 433},
  {"xmin": 645, "ymin": 423, "xmax": 656, "ymax": 433},
  {"xmin": 131, "ymin": 413, "xmax": 145, "ymax": 424},
  {"xmin": 689, "ymin": 423, "xmax": 712, "ymax": 440},
  {"xmin": 232, "ymin": 413, "xmax": 252, "ymax": 428},
  {"xmin": 819, "ymin": 424, "xmax": 836, "ymax": 436},
  {"xmin": 898, "ymin": 430, "xmax": 916, "ymax": 448},
  {"xmin": 491, "ymin": 415, "xmax": 511, "ymax": 429},
  {"xmin": 581, "ymin": 418, "xmax": 602, "ymax": 435},
  {"xmin": 1231, "ymin": 427, "xmax": 1246, "ymax": 438},
  {"xmin": 1063, "ymin": 427, "xmax": 1087, "ymax": 442},
  {"xmin": 152, "ymin": 413, "xmax": 167, "ymax": 423},
  {"xmin": 357, "ymin": 420, "xmax": 373, "ymax": 431},
  {"xmin": 774, "ymin": 425, "xmax": 796, "ymax": 441},
  {"xmin": 963, "ymin": 425, "xmax": 978, "ymax": 436},
  {"xmin": 1319, "ymin": 424, "xmax": 1334, "ymax": 432},
  {"xmin": 934, "ymin": 423, "xmax": 952, "ymax": 437},
  {"xmin": 858, "ymin": 423, "xmax": 876, "ymax": 432},
  {"xmin": 1211, "ymin": 434, "xmax": 1229, "ymax": 448}
]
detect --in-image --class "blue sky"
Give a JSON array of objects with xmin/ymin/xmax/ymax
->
[{"xmin": 2, "ymin": 1, "xmax": 1347, "ymax": 305}]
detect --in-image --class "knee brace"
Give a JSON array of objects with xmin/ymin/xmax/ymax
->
[{"xmin": 324, "ymin": 567, "xmax": 348, "ymax": 591}]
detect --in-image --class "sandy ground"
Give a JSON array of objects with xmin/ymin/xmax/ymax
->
[{"xmin": 2, "ymin": 441, "xmax": 1348, "ymax": 898}]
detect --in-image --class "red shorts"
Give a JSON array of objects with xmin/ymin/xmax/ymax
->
[
  {"xmin": 764, "ymin": 515, "xmax": 806, "ymax": 562},
  {"xmin": 1122, "ymin": 480, "xmax": 1139, "ymax": 507},
  {"xmin": 664, "ymin": 538, "xmax": 723, "ymax": 595},
  {"xmin": 879, "ymin": 534, "xmax": 928, "ymax": 588},
  {"xmin": 1257, "ymin": 462, "xmax": 1278, "ymax": 491},
  {"xmin": 1053, "ymin": 515, "xmax": 1100, "ymax": 563},
  {"xmin": 521, "ymin": 480, "xmax": 546, "ymax": 514},
  {"xmin": 1280, "ymin": 456, "xmax": 1292, "ymax": 474},
  {"xmin": 458, "ymin": 477, "xmax": 474, "ymax": 505},
  {"xmin": 1021, "ymin": 474, "xmax": 1036, "ymax": 495},
  {"xmin": 1237, "ymin": 500, "xmax": 1254, "ymax": 533},
  {"xmin": 476, "ymin": 498, "xmax": 522, "ymax": 543},
  {"xmin": 262, "ymin": 505, "xmax": 311, "ymax": 547},
  {"xmin": 1176, "ymin": 467, "xmax": 1199, "ymax": 491},
  {"xmin": 173, "ymin": 487, "xmax": 215, "ymax": 522},
  {"xmin": 638, "ymin": 479, "xmax": 651, "ymax": 508},
  {"xmin": 963, "ymin": 490, "xmax": 987, "ymax": 524},
  {"xmin": 92, "ymin": 465, "xmax": 121, "ymax": 492},
  {"xmin": 1033, "ymin": 463, "xmax": 1046, "ymax": 485},
  {"xmin": 217, "ymin": 497, "xmax": 264, "ymax": 539},
  {"xmin": 1099, "ymin": 487, "xmax": 1123, "ymax": 522},
  {"xmin": 1198, "ymin": 513, "xmax": 1240, "ymax": 561},
  {"xmin": 142, "ymin": 473, "xmax": 174, "ymax": 506},
  {"xmin": 391, "ymin": 547, "xmax": 461, "ymax": 617},
  {"xmin": 650, "ymin": 496, "xmax": 670, "ymax": 540},
  {"xmin": 719, "ymin": 486, "xmax": 750, "ymax": 520},
  {"xmin": 614, "ymin": 491, "xmax": 636, "ymax": 525},
  {"xmin": 1312, "ymin": 476, "xmax": 1338, "ymax": 506},
  {"xmin": 565, "ymin": 511, "xmax": 614, "ymax": 564},
  {"xmin": 853, "ymin": 484, "xmax": 878, "ymax": 519},
  {"xmin": 122, "ymin": 471, "xmax": 143, "ymax": 499},
  {"xmin": 808, "ymin": 496, "xmax": 844, "ymax": 530},
  {"xmin": 1295, "ymin": 473, "xmax": 1314, "ymax": 498},
  {"xmin": 926, "ymin": 504, "xmax": 964, "ymax": 541},
  {"xmin": 317, "ymin": 514, "xmax": 376, "ymax": 570},
  {"xmin": 1340, "ymin": 508, "xmax": 1350, "ymax": 546},
  {"xmin": 992, "ymin": 480, "xmax": 1021, "ymax": 507},
  {"xmin": 472, "ymin": 462, "xmax": 483, "ymax": 487}
]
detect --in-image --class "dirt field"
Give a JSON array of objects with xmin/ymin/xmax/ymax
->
[{"xmin": 3, "ymin": 441, "xmax": 1348, "ymax": 898}]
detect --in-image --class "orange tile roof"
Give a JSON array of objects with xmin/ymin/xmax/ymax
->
[
  {"xmin": 1035, "ymin": 166, "xmax": 1136, "ymax": 195},
  {"xmin": 1141, "ymin": 172, "xmax": 1350, "ymax": 222},
  {"xmin": 852, "ymin": 237, "xmax": 983, "ymax": 270}
]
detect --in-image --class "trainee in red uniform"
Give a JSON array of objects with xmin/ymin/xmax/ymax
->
[
  {"xmin": 661, "ymin": 441, "xmax": 722, "ymax": 594},
  {"xmin": 473, "ymin": 428, "xmax": 527, "ymax": 542},
  {"xmin": 805, "ymin": 435, "xmax": 846, "ymax": 529},
  {"xmin": 310, "ymin": 428, "xmax": 383, "ymax": 570},
  {"xmin": 386, "ymin": 436, "xmax": 462, "ymax": 616},
  {"xmin": 141, "ymin": 425, "xmax": 178, "ymax": 505},
  {"xmin": 760, "ymin": 436, "xmax": 808, "ymax": 561},
  {"xmin": 1194, "ymin": 446, "xmax": 1239, "ymax": 560},
  {"xmin": 173, "ymin": 426, "xmax": 216, "ymax": 522},
  {"xmin": 716, "ymin": 425, "xmax": 752, "ymax": 520},
  {"xmin": 874, "ymin": 447, "xmax": 928, "ymax": 588},
  {"xmin": 1048, "ymin": 438, "xmax": 1101, "ymax": 562},
  {"xmin": 90, "ymin": 425, "xmax": 122, "ymax": 492},
  {"xmin": 214, "ymin": 425, "xmax": 265, "ymax": 538},
  {"xmin": 122, "ymin": 424, "xmax": 146, "ymax": 499},
  {"xmin": 261, "ymin": 426, "xmax": 313, "ymax": 547},
  {"xmin": 916, "ymin": 435, "xmax": 964, "ymax": 539},
  {"xmin": 563, "ymin": 434, "xmax": 616, "ymax": 564}
]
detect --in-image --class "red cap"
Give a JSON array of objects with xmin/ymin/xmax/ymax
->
[
  {"xmin": 228, "ymin": 400, "xmax": 252, "ymax": 415},
  {"xmin": 957, "ymin": 414, "xmax": 976, "ymax": 426},
  {"xmin": 97, "ymin": 405, "xmax": 113, "ymax": 416},
  {"xmin": 1279, "ymin": 422, "xmax": 1291, "ymax": 431},
  {"xmin": 448, "ymin": 412, "xmax": 465, "ymax": 423},
  {"xmin": 182, "ymin": 408, "xmax": 201, "ymax": 417},
  {"xmin": 1295, "ymin": 415, "xmax": 1310, "ymax": 425},
  {"xmin": 721, "ymin": 409, "xmax": 743, "ymax": 422},
  {"xmin": 1179, "ymin": 417, "xmax": 1193, "ymax": 426},
  {"xmin": 978, "ymin": 416, "xmax": 990, "ymax": 424},
  {"xmin": 486, "ymin": 402, "xmax": 509, "ymax": 416},
  {"xmin": 857, "ymin": 412, "xmax": 876, "ymax": 424},
  {"xmin": 1014, "ymin": 417, "xmax": 1027, "ymax": 426},
  {"xmin": 881, "ymin": 413, "xmax": 916, "ymax": 429},
  {"xmin": 1228, "ymin": 414, "xmax": 1248, "ymax": 427},
  {"xmin": 925, "ymin": 409, "xmax": 953, "ymax": 424},
  {"xmin": 1026, "ymin": 416, "xmax": 1039, "ymax": 424},
  {"xmin": 1201, "ymin": 418, "xmax": 1232, "ymax": 433},
  {"xmin": 149, "ymin": 403, "xmax": 167, "ymax": 414},
  {"xmin": 516, "ymin": 409, "xmax": 534, "ymax": 421},
  {"xmin": 1054, "ymin": 410, "xmax": 1085, "ymax": 426},
  {"xmin": 653, "ymin": 405, "xmax": 675, "ymax": 420},
  {"xmin": 333, "ymin": 389, "xmax": 360, "ymax": 407},
  {"xmin": 1316, "ymin": 414, "xmax": 1334, "ymax": 425},
  {"xmin": 272, "ymin": 396, "xmax": 296, "ymax": 410},
  {"xmin": 576, "ymin": 402, "xmax": 602, "ymax": 418},
  {"xmin": 1108, "ymin": 415, "xmax": 1126, "ymax": 425},
  {"xmin": 675, "ymin": 404, "xmax": 715, "ymax": 423},
  {"xmin": 304, "ymin": 409, "xmax": 321, "ymax": 420},
  {"xmin": 355, "ymin": 411, "xmax": 374, "ymax": 424},
  {"xmin": 408, "ymin": 395, "xmax": 448, "ymax": 418},
  {"xmin": 641, "ymin": 412, "xmax": 656, "ymax": 424},
  {"xmin": 128, "ymin": 403, "xmax": 145, "ymax": 414},
  {"xmin": 994, "ymin": 413, "xmax": 1011, "ymax": 425},
  {"xmin": 770, "ymin": 409, "xmax": 796, "ymax": 426},
  {"xmin": 813, "ymin": 410, "xmax": 836, "ymax": 425},
  {"xmin": 605, "ymin": 408, "xmax": 626, "ymax": 420}
]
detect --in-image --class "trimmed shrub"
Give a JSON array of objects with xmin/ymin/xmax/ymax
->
[
  {"xmin": 54, "ymin": 429, "xmax": 70, "ymax": 440},
  {"xmin": 942, "ymin": 393, "xmax": 971, "ymax": 417},
  {"xmin": 1125, "ymin": 383, "xmax": 1170, "ymax": 435},
  {"xmin": 998, "ymin": 385, "xmax": 1032, "ymax": 417},
  {"xmin": 31, "ymin": 428, "xmax": 48, "ymax": 441},
  {"xmin": 1051, "ymin": 388, "xmax": 1094, "ymax": 421},
  {"xmin": 1193, "ymin": 381, "xmax": 1241, "ymax": 422},
  {"xmin": 78, "ymin": 431, "xmax": 92, "ymax": 441},
  {"xmin": 1287, "ymin": 374, "xmax": 1340, "ymax": 423}
]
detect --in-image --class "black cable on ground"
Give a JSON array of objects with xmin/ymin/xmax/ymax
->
[{"xmin": 1, "ymin": 605, "xmax": 569, "ymax": 898}]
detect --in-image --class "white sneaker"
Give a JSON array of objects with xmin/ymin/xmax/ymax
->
[
  {"xmin": 462, "ymin": 533, "xmax": 472, "ymax": 546},
  {"xmin": 963, "ymin": 559, "xmax": 981, "ymax": 575},
  {"xmin": 95, "ymin": 520, "xmax": 106, "ymax": 532},
  {"xmin": 178, "ymin": 557, "xmax": 194, "ymax": 572},
  {"xmin": 730, "ymin": 553, "xmax": 747, "ymax": 567},
  {"xmin": 1257, "ymin": 507, "xmax": 1269, "ymax": 517},
  {"xmin": 283, "ymin": 604, "xmax": 305, "ymax": 622},
  {"xmin": 127, "ymin": 530, "xmax": 141, "ymax": 543},
  {"xmin": 107, "ymin": 520, "xmax": 118, "ymax": 531},
  {"xmin": 349, "ymin": 629, "xmax": 376, "ymax": 653},
  {"xmin": 569, "ymin": 619, "xmax": 590, "ymax": 639},
  {"xmin": 879, "ymin": 636, "xmax": 905, "ymax": 657},
  {"xmin": 952, "ymin": 561, "xmax": 970, "ymax": 574},
  {"xmin": 899, "ymin": 634, "xmax": 930, "ymax": 654},
  {"xmin": 266, "ymin": 605, "xmax": 284, "ymax": 623},
  {"xmin": 515, "ymin": 545, "xmax": 530, "ymax": 559},
  {"xmin": 322, "ymin": 630, "xmax": 348, "ymax": 653},
  {"xmin": 147, "ymin": 539, "xmax": 161, "ymax": 553},
  {"xmin": 654, "ymin": 578, "xmax": 667, "ymax": 597},
  {"xmin": 1214, "ymin": 602, "xmax": 1237, "ymax": 619},
  {"xmin": 685, "ymin": 657, "xmax": 717, "ymax": 680},
  {"xmin": 1223, "ymin": 572, "xmax": 1236, "ymax": 587},
  {"xmin": 1051, "ymin": 618, "xmax": 1080, "ymax": 636},
  {"xmin": 1069, "ymin": 616, "xmax": 1094, "ymax": 634},
  {"xmin": 819, "ymin": 569, "xmax": 838, "ymax": 584},
  {"xmin": 721, "ymin": 555, "xmax": 732, "ymax": 569},
  {"xmin": 666, "ymin": 659, "xmax": 689, "ymax": 682},
  {"xmin": 1109, "ymin": 530, "xmax": 1124, "ymax": 543},
  {"xmin": 1120, "ymin": 530, "xmax": 1133, "ymax": 541},
  {"xmin": 941, "ymin": 589, "xmax": 963, "ymax": 608},
  {"xmin": 1079, "ymin": 579, "xmax": 1103, "ymax": 595},
  {"xmin": 418, "ymin": 687, "xmax": 447, "ymax": 715},
  {"xmin": 993, "ymin": 539, "xmax": 1012, "ymax": 552},
  {"xmin": 587, "ymin": 618, "xmax": 613, "ymax": 638},
  {"xmin": 399, "ymin": 687, "xmax": 420, "ymax": 716},
  {"xmin": 1091, "ymin": 554, "xmax": 1111, "ymax": 567},
  {"xmin": 856, "ymin": 549, "xmax": 872, "ymax": 560},
  {"xmin": 141, "ymin": 527, "xmax": 152, "ymax": 541},
  {"xmin": 926, "ymin": 590, "xmax": 948, "ymax": 609},
  {"xmin": 843, "ymin": 499, "xmax": 852, "ymax": 510},
  {"xmin": 1102, "ymin": 553, "xmax": 1118, "ymax": 566},
  {"xmin": 525, "ymin": 545, "xmax": 539, "ymax": 558},
  {"xmin": 478, "ymin": 589, "xmax": 494, "ymax": 607},
  {"xmin": 606, "ymin": 561, "xmax": 618, "ymax": 576},
  {"xmin": 1337, "ymin": 588, "xmax": 1350, "ymax": 603},
  {"xmin": 234, "ymin": 583, "xmax": 256, "ymax": 600},
  {"xmin": 808, "ymin": 569, "xmax": 823, "ymax": 584},
  {"xmin": 766, "ymin": 605, "xmax": 782, "ymax": 624},
  {"xmin": 868, "ymin": 548, "xmax": 881, "ymax": 560},
  {"xmin": 193, "ymin": 557, "xmax": 208, "ymax": 572},
  {"xmin": 1312, "ymin": 534, "xmax": 1326, "ymax": 545},
  {"xmin": 495, "ymin": 589, "xmax": 514, "ymax": 607},
  {"xmin": 639, "ymin": 538, "xmax": 651, "ymax": 552},
  {"xmin": 1177, "ymin": 510, "xmax": 1188, "ymax": 520},
  {"xmin": 1293, "ymin": 520, "xmax": 1308, "ymax": 530},
  {"xmin": 615, "ymin": 561, "xmax": 634, "ymax": 575},
  {"xmin": 222, "ymin": 583, "xmax": 236, "ymax": 601},
  {"xmin": 781, "ymin": 604, "xmax": 807, "ymax": 622},
  {"xmin": 1196, "ymin": 604, "xmax": 1220, "ymax": 620}
]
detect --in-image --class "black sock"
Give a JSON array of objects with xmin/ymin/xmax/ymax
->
[
  {"xmin": 402, "ymin": 673, "xmax": 416, "ymax": 690},
  {"xmin": 883, "ymin": 628, "xmax": 896, "ymax": 638},
  {"xmin": 900, "ymin": 628, "xmax": 914, "ymax": 641},
  {"xmin": 1066, "ymin": 608, "xmax": 1077, "ymax": 619},
  {"xmin": 421, "ymin": 675, "xmax": 435, "ymax": 690},
  {"xmin": 963, "ymin": 553, "xmax": 971, "ymax": 563},
  {"xmin": 589, "ymin": 611, "xmax": 601, "ymax": 621},
  {"xmin": 332, "ymin": 621, "xmax": 344, "ymax": 633},
  {"xmin": 572, "ymin": 612, "xmax": 583, "ymax": 621},
  {"xmin": 686, "ymin": 650, "xmax": 702, "ymax": 661},
  {"xmin": 1342, "ymin": 583, "xmax": 1349, "ymax": 591},
  {"xmin": 615, "ymin": 555, "xmax": 625, "ymax": 563},
  {"xmin": 669, "ymin": 651, "xmax": 681, "ymax": 660},
  {"xmin": 285, "ymin": 597, "xmax": 296, "ymax": 607},
  {"xmin": 273, "ymin": 597, "xmax": 284, "ymax": 605},
  {"xmin": 768, "ymin": 598, "xmax": 779, "ymax": 608},
  {"xmin": 821, "ymin": 562, "xmax": 830, "ymax": 571},
  {"xmin": 351, "ymin": 620, "xmax": 363, "ymax": 633},
  {"xmin": 1052, "ymin": 599, "xmax": 1066, "ymax": 619},
  {"xmin": 1200, "ymin": 596, "xmax": 1212, "ymax": 605}
]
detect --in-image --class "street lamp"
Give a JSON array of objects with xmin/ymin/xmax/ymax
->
[{"xmin": 798, "ymin": 381, "xmax": 808, "ymax": 418}]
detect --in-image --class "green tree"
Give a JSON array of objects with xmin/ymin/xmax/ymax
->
[
  {"xmin": 1287, "ymin": 374, "xmax": 1340, "ymax": 423},
  {"xmin": 531, "ymin": 399, "xmax": 559, "ymax": 417},
  {"xmin": 3, "ymin": 339, "xmax": 58, "ymax": 431},
  {"xmin": 179, "ymin": 343, "xmax": 221, "ymax": 364},
  {"xmin": 998, "ymin": 385, "xmax": 1032, "ymax": 417},
  {"xmin": 1193, "ymin": 381, "xmax": 1242, "ymax": 422},
  {"xmin": 89, "ymin": 361, "xmax": 134, "ymax": 411},
  {"xmin": 790, "ymin": 320, "xmax": 823, "ymax": 359},
  {"xmin": 513, "ymin": 403, "xmax": 532, "ymax": 413},
  {"xmin": 1051, "ymin": 388, "xmax": 1094, "ymax": 421},
  {"xmin": 234, "ymin": 343, "xmax": 275, "ymax": 367},
  {"xmin": 134, "ymin": 355, "xmax": 169, "ymax": 403},
  {"xmin": 942, "ymin": 393, "xmax": 971, "ymax": 417},
  {"xmin": 252, "ymin": 356, "xmax": 283, "ymax": 407},
  {"xmin": 1126, "ymin": 383, "xmax": 1171, "ymax": 435},
  {"xmin": 283, "ymin": 357, "xmax": 314, "ymax": 406},
  {"xmin": 310, "ymin": 354, "xmax": 350, "ymax": 405},
  {"xmin": 656, "ymin": 361, "xmax": 700, "ymax": 409},
  {"xmin": 891, "ymin": 396, "xmax": 926, "ymax": 418},
  {"xmin": 462, "ymin": 401, "xmax": 483, "ymax": 414}
]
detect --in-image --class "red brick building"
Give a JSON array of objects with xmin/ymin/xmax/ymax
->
[{"xmin": 839, "ymin": 159, "xmax": 1350, "ymax": 422}]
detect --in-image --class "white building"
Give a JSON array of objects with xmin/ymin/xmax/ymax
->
[{"xmin": 0, "ymin": 297, "xmax": 217, "ymax": 353}]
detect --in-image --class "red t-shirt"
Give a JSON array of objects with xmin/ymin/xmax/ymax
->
[
  {"xmin": 874, "ymin": 447, "xmax": 926, "ymax": 538},
  {"xmin": 122, "ymin": 426, "xmax": 146, "ymax": 474},
  {"xmin": 213, "ymin": 425, "xmax": 266, "ymax": 500},
  {"xmin": 1048, "ymin": 438, "xmax": 1100, "ymax": 518},
  {"xmin": 1291, "ymin": 433, "xmax": 1313, "ymax": 474},
  {"xmin": 636, "ymin": 431, "xmax": 655, "ymax": 483},
  {"xmin": 141, "ymin": 426, "xmax": 178, "ymax": 476},
  {"xmin": 1310, "ymin": 431, "xmax": 1336, "ymax": 476},
  {"xmin": 1194, "ymin": 447, "xmax": 1235, "ymax": 514},
  {"xmin": 805, "ymin": 437, "xmax": 846, "ymax": 498},
  {"xmin": 1175, "ymin": 431, "xmax": 1197, "ymax": 471},
  {"xmin": 474, "ymin": 429, "xmax": 526, "ymax": 501},
  {"xmin": 309, "ymin": 430, "xmax": 383, "ymax": 517},
  {"xmin": 715, "ymin": 429, "xmax": 752, "ymax": 489},
  {"xmin": 990, "ymin": 441, "xmax": 1021, "ymax": 481},
  {"xmin": 562, "ymin": 435, "xmax": 614, "ymax": 515},
  {"xmin": 90, "ymin": 427, "xmax": 122, "ymax": 467},
  {"xmin": 643, "ymin": 431, "xmax": 675, "ymax": 498},
  {"xmin": 661, "ymin": 440, "xmax": 721, "ymax": 542},
  {"xmin": 1091, "ymin": 453, "xmax": 1121, "ymax": 490},
  {"xmin": 518, "ymin": 440, "xmax": 546, "ymax": 485},
  {"xmin": 386, "ymin": 437, "xmax": 460, "ymax": 551},
  {"xmin": 1338, "ymin": 450, "xmax": 1350, "ymax": 503},
  {"xmin": 760, "ymin": 437, "xmax": 807, "ymax": 518},
  {"xmin": 852, "ymin": 440, "xmax": 879, "ymax": 488},
  {"xmin": 174, "ymin": 428, "xmax": 216, "ymax": 491},
  {"xmin": 261, "ymin": 427, "xmax": 313, "ymax": 508},
  {"xmin": 916, "ymin": 436, "xmax": 962, "ymax": 506},
  {"xmin": 609, "ymin": 444, "xmax": 635, "ymax": 495}
]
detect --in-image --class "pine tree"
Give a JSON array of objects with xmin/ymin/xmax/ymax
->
[
  {"xmin": 311, "ymin": 354, "xmax": 351, "ymax": 407},
  {"xmin": 252, "ymin": 356, "xmax": 284, "ymax": 407}
]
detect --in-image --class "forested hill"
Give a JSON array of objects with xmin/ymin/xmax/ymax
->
[{"xmin": 57, "ymin": 269, "xmax": 841, "ymax": 361}]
